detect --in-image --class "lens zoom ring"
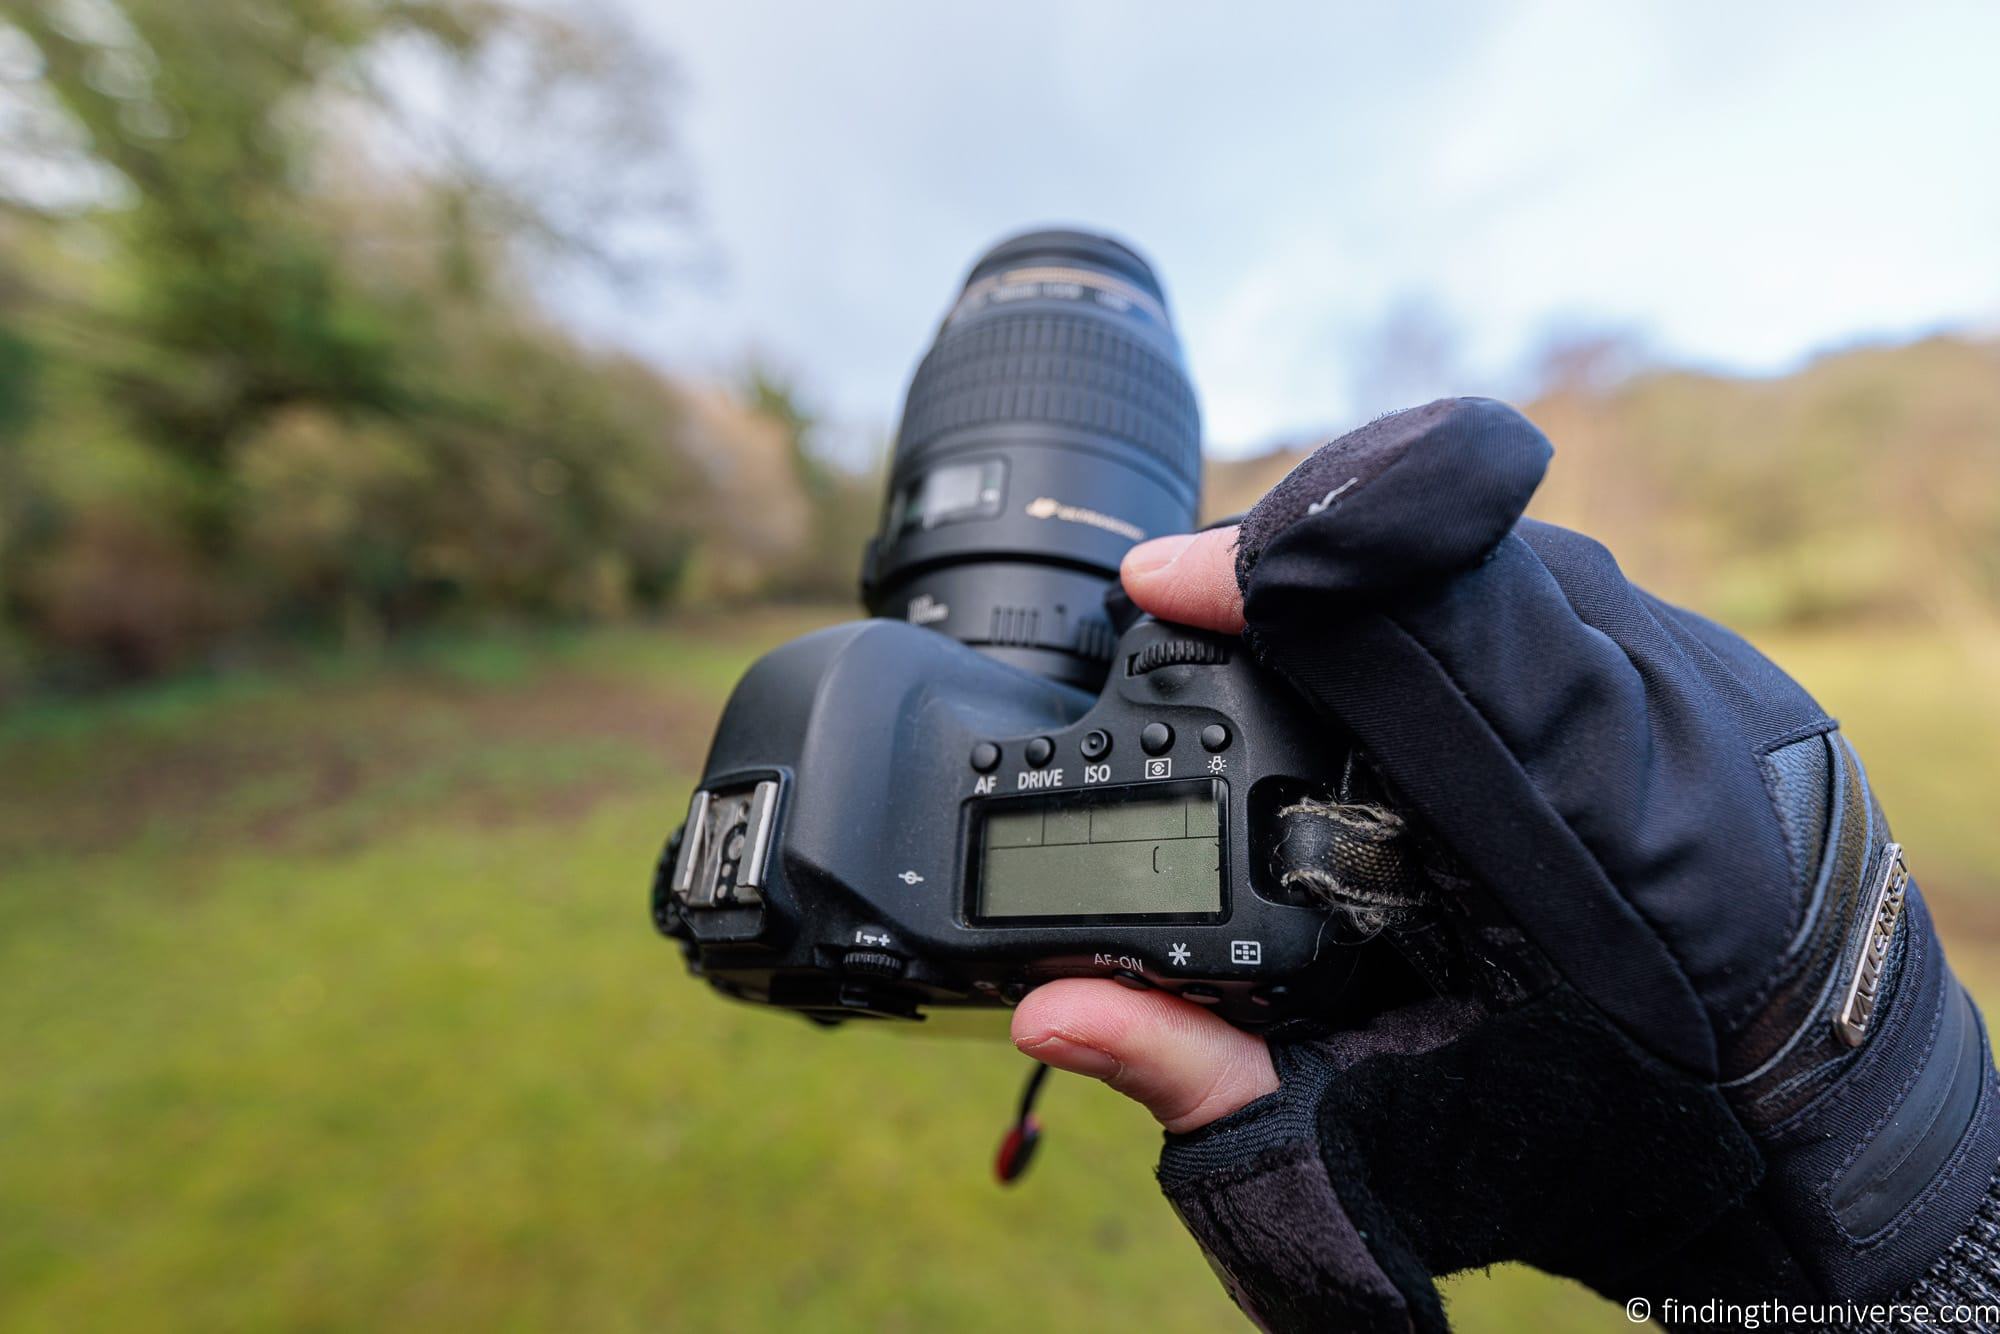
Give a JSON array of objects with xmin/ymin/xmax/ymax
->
[{"xmin": 896, "ymin": 311, "xmax": 1200, "ymax": 485}]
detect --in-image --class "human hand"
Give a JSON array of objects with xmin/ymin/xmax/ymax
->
[{"xmin": 1011, "ymin": 399, "xmax": 1996, "ymax": 1334}]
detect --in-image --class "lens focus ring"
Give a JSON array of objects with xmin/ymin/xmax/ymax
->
[
  {"xmin": 866, "ymin": 228, "xmax": 1202, "ymax": 691},
  {"xmin": 895, "ymin": 309, "xmax": 1201, "ymax": 492}
]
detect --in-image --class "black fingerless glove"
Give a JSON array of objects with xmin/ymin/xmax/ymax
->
[{"xmin": 1159, "ymin": 398, "xmax": 1999, "ymax": 1332}]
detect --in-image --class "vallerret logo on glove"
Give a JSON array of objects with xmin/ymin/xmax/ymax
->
[{"xmin": 1836, "ymin": 845, "xmax": 1909, "ymax": 1047}]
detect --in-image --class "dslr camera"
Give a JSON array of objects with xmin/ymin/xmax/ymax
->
[{"xmin": 654, "ymin": 230, "xmax": 1428, "ymax": 1029}]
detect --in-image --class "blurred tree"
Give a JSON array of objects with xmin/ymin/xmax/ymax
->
[
  {"xmin": 1206, "ymin": 333, "xmax": 2000, "ymax": 639},
  {"xmin": 745, "ymin": 363, "xmax": 880, "ymax": 602},
  {"xmin": 0, "ymin": 0, "xmax": 814, "ymax": 689},
  {"xmin": 1348, "ymin": 295, "xmax": 1466, "ymax": 421}
]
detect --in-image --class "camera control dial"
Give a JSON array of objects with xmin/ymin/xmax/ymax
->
[{"xmin": 1129, "ymin": 638, "xmax": 1230, "ymax": 674}]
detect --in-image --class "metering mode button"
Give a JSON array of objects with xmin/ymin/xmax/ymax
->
[{"xmin": 670, "ymin": 779, "xmax": 779, "ymax": 908}]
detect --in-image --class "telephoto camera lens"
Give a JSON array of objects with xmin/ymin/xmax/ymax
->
[{"xmin": 861, "ymin": 228, "xmax": 1202, "ymax": 689}]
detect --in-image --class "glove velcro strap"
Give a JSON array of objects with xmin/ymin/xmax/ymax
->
[
  {"xmin": 1760, "ymin": 886, "xmax": 2000, "ymax": 1299},
  {"xmin": 1722, "ymin": 727, "xmax": 2000, "ymax": 1299}
]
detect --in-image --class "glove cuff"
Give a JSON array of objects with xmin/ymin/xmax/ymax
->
[{"xmin": 1875, "ymin": 1156, "xmax": 2000, "ymax": 1325}]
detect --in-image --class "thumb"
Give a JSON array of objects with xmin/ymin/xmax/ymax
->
[
  {"xmin": 1121, "ymin": 526, "xmax": 1246, "ymax": 633},
  {"xmin": 1011, "ymin": 978, "xmax": 1277, "ymax": 1133}
]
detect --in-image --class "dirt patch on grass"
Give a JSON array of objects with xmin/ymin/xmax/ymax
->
[{"xmin": 0, "ymin": 667, "xmax": 726, "ymax": 864}]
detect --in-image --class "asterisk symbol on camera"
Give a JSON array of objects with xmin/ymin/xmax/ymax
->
[{"xmin": 1169, "ymin": 943, "xmax": 1191, "ymax": 967}]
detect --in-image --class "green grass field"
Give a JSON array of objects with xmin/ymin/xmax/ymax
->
[{"xmin": 4, "ymin": 613, "xmax": 1997, "ymax": 1332}]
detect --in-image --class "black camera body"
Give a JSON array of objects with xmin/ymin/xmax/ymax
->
[
  {"xmin": 657, "ymin": 612, "xmax": 1381, "ymax": 1027},
  {"xmin": 656, "ymin": 229, "xmax": 1412, "ymax": 1030}
]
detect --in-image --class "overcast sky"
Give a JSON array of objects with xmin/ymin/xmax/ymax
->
[{"xmin": 570, "ymin": 0, "xmax": 2000, "ymax": 459}]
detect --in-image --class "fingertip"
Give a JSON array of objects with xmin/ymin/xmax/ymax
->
[{"xmin": 1121, "ymin": 525, "xmax": 1246, "ymax": 634}]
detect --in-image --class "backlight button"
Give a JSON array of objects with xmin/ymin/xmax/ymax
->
[{"xmin": 1250, "ymin": 984, "xmax": 1290, "ymax": 1009}]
